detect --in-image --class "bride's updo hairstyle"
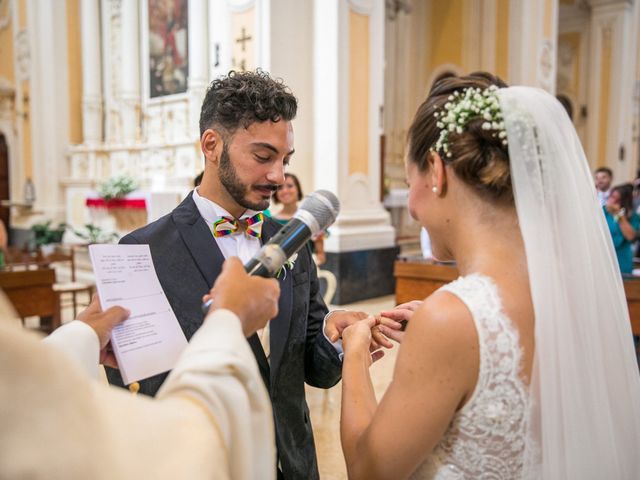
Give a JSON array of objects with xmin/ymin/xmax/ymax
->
[{"xmin": 408, "ymin": 72, "xmax": 511, "ymax": 202}]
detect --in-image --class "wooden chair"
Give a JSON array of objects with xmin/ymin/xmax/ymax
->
[
  {"xmin": 317, "ymin": 268, "xmax": 337, "ymax": 305},
  {"xmin": 0, "ymin": 268, "xmax": 60, "ymax": 332},
  {"xmin": 47, "ymin": 245, "xmax": 93, "ymax": 320}
]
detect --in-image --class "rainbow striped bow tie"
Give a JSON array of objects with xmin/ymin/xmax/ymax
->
[{"xmin": 212, "ymin": 212, "xmax": 264, "ymax": 238}]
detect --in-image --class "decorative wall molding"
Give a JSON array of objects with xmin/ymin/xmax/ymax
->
[
  {"xmin": 15, "ymin": 29, "xmax": 29, "ymax": 81},
  {"xmin": 348, "ymin": 0, "xmax": 374, "ymax": 16},
  {"xmin": 227, "ymin": 0, "xmax": 255, "ymax": 13}
]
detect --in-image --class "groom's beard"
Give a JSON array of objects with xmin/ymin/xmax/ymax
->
[{"xmin": 218, "ymin": 144, "xmax": 277, "ymax": 211}]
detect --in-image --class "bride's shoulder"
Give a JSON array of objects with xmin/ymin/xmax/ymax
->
[
  {"xmin": 395, "ymin": 290, "xmax": 480, "ymax": 405},
  {"xmin": 411, "ymin": 290, "xmax": 476, "ymax": 340},
  {"xmin": 404, "ymin": 290, "xmax": 479, "ymax": 365}
]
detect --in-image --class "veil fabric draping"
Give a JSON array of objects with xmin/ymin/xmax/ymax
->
[{"xmin": 497, "ymin": 86, "xmax": 640, "ymax": 478}]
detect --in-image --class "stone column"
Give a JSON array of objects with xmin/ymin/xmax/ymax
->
[
  {"xmin": 28, "ymin": 0, "xmax": 69, "ymax": 219},
  {"xmin": 80, "ymin": 0, "xmax": 103, "ymax": 145},
  {"xmin": 587, "ymin": 0, "xmax": 638, "ymax": 180},
  {"xmin": 508, "ymin": 0, "xmax": 559, "ymax": 92},
  {"xmin": 313, "ymin": 0, "xmax": 396, "ymax": 304},
  {"xmin": 188, "ymin": 0, "xmax": 209, "ymax": 140},
  {"xmin": 120, "ymin": 0, "xmax": 140, "ymax": 144}
]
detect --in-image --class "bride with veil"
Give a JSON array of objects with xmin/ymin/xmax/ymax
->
[{"xmin": 339, "ymin": 72, "xmax": 640, "ymax": 479}]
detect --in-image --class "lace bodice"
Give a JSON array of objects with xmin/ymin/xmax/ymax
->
[{"xmin": 410, "ymin": 274, "xmax": 530, "ymax": 479}]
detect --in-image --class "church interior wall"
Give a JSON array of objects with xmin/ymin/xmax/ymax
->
[
  {"xmin": 0, "ymin": 5, "xmax": 15, "ymax": 85},
  {"xmin": 495, "ymin": 0, "xmax": 510, "ymax": 81},
  {"xmin": 66, "ymin": 0, "xmax": 83, "ymax": 145},
  {"xmin": 0, "ymin": 0, "xmax": 639, "ymax": 284},
  {"xmin": 347, "ymin": 8, "xmax": 370, "ymax": 176},
  {"xmin": 269, "ymin": 0, "xmax": 315, "ymax": 196}
]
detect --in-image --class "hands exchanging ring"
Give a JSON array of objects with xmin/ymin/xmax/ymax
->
[{"xmin": 331, "ymin": 300, "xmax": 425, "ymax": 365}]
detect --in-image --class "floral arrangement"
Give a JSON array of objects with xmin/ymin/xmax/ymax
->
[
  {"xmin": 433, "ymin": 85, "xmax": 507, "ymax": 158},
  {"xmin": 98, "ymin": 175, "xmax": 138, "ymax": 201}
]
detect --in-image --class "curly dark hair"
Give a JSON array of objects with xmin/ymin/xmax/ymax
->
[
  {"xmin": 407, "ymin": 71, "xmax": 511, "ymax": 202},
  {"xmin": 199, "ymin": 70, "xmax": 298, "ymax": 137}
]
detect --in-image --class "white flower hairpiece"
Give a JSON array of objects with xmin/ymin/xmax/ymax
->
[{"xmin": 432, "ymin": 85, "xmax": 507, "ymax": 158}]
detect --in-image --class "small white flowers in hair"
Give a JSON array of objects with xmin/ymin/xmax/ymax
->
[{"xmin": 431, "ymin": 85, "xmax": 507, "ymax": 158}]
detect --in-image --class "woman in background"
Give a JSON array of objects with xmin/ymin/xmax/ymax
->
[
  {"xmin": 272, "ymin": 172, "xmax": 326, "ymax": 265},
  {"xmin": 604, "ymin": 183, "xmax": 640, "ymax": 274}
]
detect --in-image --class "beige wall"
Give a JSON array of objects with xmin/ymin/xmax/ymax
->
[
  {"xmin": 66, "ymin": 0, "xmax": 82, "ymax": 144},
  {"xmin": 496, "ymin": 0, "xmax": 510, "ymax": 82},
  {"xmin": 348, "ymin": 10, "xmax": 369, "ymax": 176},
  {"xmin": 0, "ymin": 4, "xmax": 15, "ymax": 85},
  {"xmin": 427, "ymin": 0, "xmax": 464, "ymax": 75}
]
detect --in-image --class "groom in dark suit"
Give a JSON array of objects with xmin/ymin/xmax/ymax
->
[{"xmin": 106, "ymin": 70, "xmax": 366, "ymax": 479}]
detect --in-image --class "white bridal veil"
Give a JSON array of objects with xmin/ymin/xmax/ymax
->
[{"xmin": 497, "ymin": 86, "xmax": 640, "ymax": 478}]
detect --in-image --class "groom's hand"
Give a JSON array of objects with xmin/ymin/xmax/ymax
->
[
  {"xmin": 325, "ymin": 310, "xmax": 393, "ymax": 350},
  {"xmin": 324, "ymin": 310, "xmax": 368, "ymax": 342}
]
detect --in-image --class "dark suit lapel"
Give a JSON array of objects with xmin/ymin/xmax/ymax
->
[
  {"xmin": 262, "ymin": 219, "xmax": 293, "ymax": 381},
  {"xmin": 172, "ymin": 192, "xmax": 224, "ymax": 288},
  {"xmin": 247, "ymin": 334, "xmax": 271, "ymax": 389},
  {"xmin": 174, "ymin": 194, "xmax": 272, "ymax": 385}
]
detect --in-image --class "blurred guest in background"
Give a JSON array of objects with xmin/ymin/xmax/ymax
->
[
  {"xmin": 604, "ymin": 183, "xmax": 640, "ymax": 275},
  {"xmin": 272, "ymin": 172, "xmax": 327, "ymax": 265},
  {"xmin": 595, "ymin": 167, "xmax": 613, "ymax": 207}
]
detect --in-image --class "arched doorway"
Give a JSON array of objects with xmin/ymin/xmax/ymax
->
[{"xmin": 0, "ymin": 134, "xmax": 10, "ymax": 232}]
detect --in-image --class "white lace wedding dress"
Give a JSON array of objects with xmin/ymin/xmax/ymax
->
[{"xmin": 410, "ymin": 274, "xmax": 532, "ymax": 479}]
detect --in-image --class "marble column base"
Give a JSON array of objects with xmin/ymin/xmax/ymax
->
[{"xmin": 322, "ymin": 246, "xmax": 399, "ymax": 305}]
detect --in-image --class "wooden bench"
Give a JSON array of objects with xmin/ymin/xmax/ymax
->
[
  {"xmin": 394, "ymin": 259, "xmax": 459, "ymax": 305},
  {"xmin": 395, "ymin": 259, "xmax": 640, "ymax": 336},
  {"xmin": 0, "ymin": 268, "xmax": 60, "ymax": 332}
]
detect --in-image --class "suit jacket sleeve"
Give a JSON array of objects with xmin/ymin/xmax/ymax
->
[{"xmin": 303, "ymin": 248, "xmax": 343, "ymax": 388}]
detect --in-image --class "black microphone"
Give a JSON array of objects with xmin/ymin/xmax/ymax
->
[
  {"xmin": 202, "ymin": 190, "xmax": 340, "ymax": 314},
  {"xmin": 244, "ymin": 190, "xmax": 340, "ymax": 277}
]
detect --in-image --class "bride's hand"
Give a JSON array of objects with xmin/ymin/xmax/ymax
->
[
  {"xmin": 377, "ymin": 300, "xmax": 423, "ymax": 343},
  {"xmin": 342, "ymin": 316, "xmax": 385, "ymax": 364}
]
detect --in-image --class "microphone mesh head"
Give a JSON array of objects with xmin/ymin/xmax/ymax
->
[{"xmin": 297, "ymin": 190, "xmax": 340, "ymax": 231}]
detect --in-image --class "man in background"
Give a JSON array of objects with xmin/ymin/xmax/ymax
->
[{"xmin": 595, "ymin": 166, "xmax": 613, "ymax": 206}]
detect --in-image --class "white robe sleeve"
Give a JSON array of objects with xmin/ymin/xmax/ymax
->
[
  {"xmin": 0, "ymin": 307, "xmax": 275, "ymax": 479},
  {"xmin": 42, "ymin": 320, "xmax": 101, "ymax": 380},
  {"xmin": 157, "ymin": 308, "xmax": 275, "ymax": 480}
]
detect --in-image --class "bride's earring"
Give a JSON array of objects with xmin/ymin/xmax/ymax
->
[{"xmin": 432, "ymin": 186, "xmax": 438, "ymax": 194}]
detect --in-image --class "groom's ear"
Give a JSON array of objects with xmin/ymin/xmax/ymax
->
[
  {"xmin": 429, "ymin": 152, "xmax": 447, "ymax": 195},
  {"xmin": 201, "ymin": 128, "xmax": 224, "ymax": 166}
]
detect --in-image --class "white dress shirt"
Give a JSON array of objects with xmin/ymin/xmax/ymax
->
[
  {"xmin": 192, "ymin": 188, "xmax": 270, "ymax": 356},
  {"xmin": 192, "ymin": 188, "xmax": 342, "ymax": 359}
]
